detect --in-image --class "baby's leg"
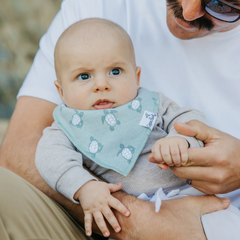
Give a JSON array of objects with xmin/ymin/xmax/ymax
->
[{"xmin": 0, "ymin": 167, "xmax": 102, "ymax": 240}]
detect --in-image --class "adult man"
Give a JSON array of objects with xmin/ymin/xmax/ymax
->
[{"xmin": 0, "ymin": 0, "xmax": 240, "ymax": 239}]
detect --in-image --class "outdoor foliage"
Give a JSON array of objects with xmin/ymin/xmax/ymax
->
[{"xmin": 0, "ymin": 0, "xmax": 61, "ymax": 118}]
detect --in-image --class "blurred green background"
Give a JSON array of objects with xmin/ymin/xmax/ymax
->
[
  {"xmin": 0, "ymin": 0, "xmax": 62, "ymax": 143},
  {"xmin": 0, "ymin": 0, "xmax": 62, "ymax": 119}
]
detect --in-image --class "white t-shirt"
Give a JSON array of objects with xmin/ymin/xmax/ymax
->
[{"xmin": 18, "ymin": 0, "xmax": 240, "ymax": 205}]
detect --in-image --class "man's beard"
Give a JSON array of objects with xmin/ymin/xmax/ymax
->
[{"xmin": 167, "ymin": 0, "xmax": 214, "ymax": 31}]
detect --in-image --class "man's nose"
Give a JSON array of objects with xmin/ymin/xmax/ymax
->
[
  {"xmin": 93, "ymin": 77, "xmax": 111, "ymax": 93},
  {"xmin": 181, "ymin": 0, "xmax": 205, "ymax": 21}
]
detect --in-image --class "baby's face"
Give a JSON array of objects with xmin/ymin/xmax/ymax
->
[{"xmin": 55, "ymin": 36, "xmax": 140, "ymax": 110}]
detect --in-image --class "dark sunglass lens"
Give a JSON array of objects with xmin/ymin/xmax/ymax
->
[{"xmin": 205, "ymin": 0, "xmax": 240, "ymax": 22}]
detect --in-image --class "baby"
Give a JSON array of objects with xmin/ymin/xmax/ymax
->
[{"xmin": 36, "ymin": 18, "xmax": 205, "ymax": 237}]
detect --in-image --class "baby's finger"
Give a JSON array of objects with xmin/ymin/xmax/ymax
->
[
  {"xmin": 108, "ymin": 182, "xmax": 122, "ymax": 193},
  {"xmin": 179, "ymin": 143, "xmax": 188, "ymax": 165},
  {"xmin": 102, "ymin": 207, "xmax": 121, "ymax": 233},
  {"xmin": 109, "ymin": 196, "xmax": 130, "ymax": 217},
  {"xmin": 150, "ymin": 143, "xmax": 164, "ymax": 163},
  {"xmin": 84, "ymin": 212, "xmax": 93, "ymax": 236},
  {"xmin": 170, "ymin": 144, "xmax": 181, "ymax": 166},
  {"xmin": 148, "ymin": 153, "xmax": 159, "ymax": 163},
  {"xmin": 161, "ymin": 145, "xmax": 173, "ymax": 166},
  {"xmin": 93, "ymin": 211, "xmax": 110, "ymax": 237}
]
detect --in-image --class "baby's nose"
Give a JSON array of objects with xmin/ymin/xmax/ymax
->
[{"xmin": 93, "ymin": 78, "xmax": 111, "ymax": 92}]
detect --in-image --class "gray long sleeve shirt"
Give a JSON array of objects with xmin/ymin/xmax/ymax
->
[{"xmin": 35, "ymin": 92, "xmax": 205, "ymax": 203}]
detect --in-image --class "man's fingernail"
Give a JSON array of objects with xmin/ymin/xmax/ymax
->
[{"xmin": 221, "ymin": 197, "xmax": 230, "ymax": 202}]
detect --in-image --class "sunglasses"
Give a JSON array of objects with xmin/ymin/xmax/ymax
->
[{"xmin": 201, "ymin": 0, "xmax": 240, "ymax": 23}]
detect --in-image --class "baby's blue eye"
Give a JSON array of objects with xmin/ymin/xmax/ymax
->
[
  {"xmin": 78, "ymin": 74, "xmax": 90, "ymax": 80},
  {"xmin": 110, "ymin": 69, "xmax": 121, "ymax": 75}
]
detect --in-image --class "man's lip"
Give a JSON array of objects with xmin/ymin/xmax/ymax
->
[
  {"xmin": 174, "ymin": 17, "xmax": 197, "ymax": 32},
  {"xmin": 93, "ymin": 99, "xmax": 114, "ymax": 109}
]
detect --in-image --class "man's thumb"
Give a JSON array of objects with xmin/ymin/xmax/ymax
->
[
  {"xmin": 199, "ymin": 195, "xmax": 230, "ymax": 216},
  {"xmin": 174, "ymin": 120, "xmax": 212, "ymax": 143}
]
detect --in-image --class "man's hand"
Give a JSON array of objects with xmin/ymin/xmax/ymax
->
[
  {"xmin": 171, "ymin": 120, "xmax": 240, "ymax": 194},
  {"xmin": 111, "ymin": 192, "xmax": 230, "ymax": 240}
]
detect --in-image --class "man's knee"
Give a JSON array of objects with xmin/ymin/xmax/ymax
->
[{"xmin": 0, "ymin": 167, "xmax": 95, "ymax": 240}]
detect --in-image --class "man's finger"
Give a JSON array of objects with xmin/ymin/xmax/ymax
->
[
  {"xmin": 157, "ymin": 163, "xmax": 169, "ymax": 170},
  {"xmin": 171, "ymin": 166, "xmax": 218, "ymax": 182},
  {"xmin": 196, "ymin": 195, "xmax": 230, "ymax": 216},
  {"xmin": 185, "ymin": 179, "xmax": 225, "ymax": 195},
  {"xmin": 174, "ymin": 120, "xmax": 216, "ymax": 144},
  {"xmin": 186, "ymin": 147, "xmax": 215, "ymax": 166}
]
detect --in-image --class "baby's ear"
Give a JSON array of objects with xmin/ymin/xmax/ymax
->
[
  {"xmin": 54, "ymin": 80, "xmax": 64, "ymax": 101},
  {"xmin": 136, "ymin": 66, "xmax": 141, "ymax": 88}
]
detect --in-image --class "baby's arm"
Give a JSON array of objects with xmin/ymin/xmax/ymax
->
[
  {"xmin": 149, "ymin": 136, "xmax": 189, "ymax": 169},
  {"xmin": 74, "ymin": 181, "xmax": 130, "ymax": 237},
  {"xmin": 35, "ymin": 122, "xmax": 96, "ymax": 201},
  {"xmin": 35, "ymin": 122, "xmax": 130, "ymax": 237}
]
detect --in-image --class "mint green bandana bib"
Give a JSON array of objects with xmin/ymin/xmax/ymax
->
[{"xmin": 53, "ymin": 88, "xmax": 159, "ymax": 176}]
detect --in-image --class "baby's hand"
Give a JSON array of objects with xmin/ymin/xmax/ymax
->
[
  {"xmin": 74, "ymin": 181, "xmax": 130, "ymax": 237},
  {"xmin": 149, "ymin": 136, "xmax": 189, "ymax": 169}
]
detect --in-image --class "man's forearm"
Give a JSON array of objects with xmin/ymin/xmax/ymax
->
[
  {"xmin": 0, "ymin": 97, "xmax": 87, "ymax": 227},
  {"xmin": 0, "ymin": 97, "xmax": 55, "ymax": 178},
  {"xmin": 0, "ymin": 97, "xmax": 228, "ymax": 240}
]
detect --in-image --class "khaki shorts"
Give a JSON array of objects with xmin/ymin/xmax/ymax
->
[{"xmin": 0, "ymin": 167, "xmax": 104, "ymax": 240}]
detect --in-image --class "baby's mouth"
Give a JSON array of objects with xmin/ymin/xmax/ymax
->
[{"xmin": 93, "ymin": 99, "xmax": 114, "ymax": 109}]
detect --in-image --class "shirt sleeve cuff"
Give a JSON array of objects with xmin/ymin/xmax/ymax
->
[
  {"xmin": 167, "ymin": 128, "xmax": 204, "ymax": 148},
  {"xmin": 56, "ymin": 166, "xmax": 98, "ymax": 203}
]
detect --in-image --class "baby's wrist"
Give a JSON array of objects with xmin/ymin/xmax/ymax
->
[{"xmin": 73, "ymin": 180, "xmax": 96, "ymax": 201}]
